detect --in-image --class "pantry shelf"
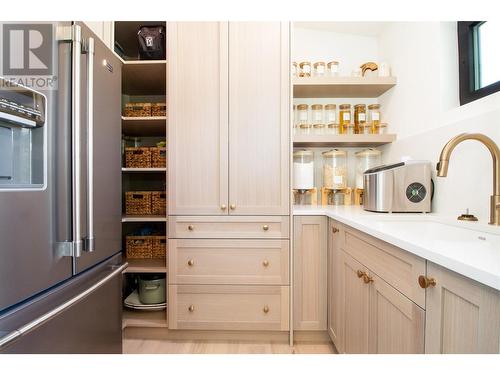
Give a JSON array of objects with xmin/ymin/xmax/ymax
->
[
  {"xmin": 122, "ymin": 167, "xmax": 167, "ymax": 173},
  {"xmin": 293, "ymin": 133, "xmax": 397, "ymax": 147},
  {"xmin": 293, "ymin": 76, "xmax": 397, "ymax": 98},
  {"xmin": 121, "ymin": 116, "xmax": 166, "ymax": 136},
  {"xmin": 122, "ymin": 309, "xmax": 168, "ymax": 329},
  {"xmin": 124, "ymin": 258, "xmax": 167, "ymax": 273},
  {"xmin": 122, "ymin": 215, "xmax": 167, "ymax": 223},
  {"xmin": 122, "ymin": 62, "xmax": 166, "ymax": 96}
]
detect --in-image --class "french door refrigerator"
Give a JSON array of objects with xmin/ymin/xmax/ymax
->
[{"xmin": 0, "ymin": 22, "xmax": 125, "ymax": 353}]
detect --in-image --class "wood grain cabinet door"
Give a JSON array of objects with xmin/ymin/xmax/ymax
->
[
  {"xmin": 228, "ymin": 22, "xmax": 290, "ymax": 215},
  {"xmin": 340, "ymin": 251, "xmax": 370, "ymax": 353},
  {"xmin": 328, "ymin": 219, "xmax": 344, "ymax": 352},
  {"xmin": 293, "ymin": 216, "xmax": 327, "ymax": 331},
  {"xmin": 167, "ymin": 22, "xmax": 229, "ymax": 215},
  {"xmin": 425, "ymin": 262, "xmax": 500, "ymax": 354},
  {"xmin": 368, "ymin": 273, "xmax": 425, "ymax": 354}
]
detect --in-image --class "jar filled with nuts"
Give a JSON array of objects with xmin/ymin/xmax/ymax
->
[{"xmin": 322, "ymin": 149, "xmax": 347, "ymax": 190}]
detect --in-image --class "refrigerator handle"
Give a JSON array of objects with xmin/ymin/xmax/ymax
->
[
  {"xmin": 84, "ymin": 37, "xmax": 95, "ymax": 253},
  {"xmin": 0, "ymin": 263, "xmax": 128, "ymax": 351}
]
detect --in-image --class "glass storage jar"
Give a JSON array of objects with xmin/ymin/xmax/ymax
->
[
  {"xmin": 297, "ymin": 104, "xmax": 309, "ymax": 128},
  {"xmin": 339, "ymin": 104, "xmax": 351, "ymax": 135},
  {"xmin": 327, "ymin": 61, "xmax": 339, "ymax": 76},
  {"xmin": 293, "ymin": 150, "xmax": 315, "ymax": 190},
  {"xmin": 313, "ymin": 62, "xmax": 326, "ymax": 76},
  {"xmin": 313, "ymin": 124, "xmax": 326, "ymax": 135},
  {"xmin": 322, "ymin": 149, "xmax": 347, "ymax": 190},
  {"xmin": 368, "ymin": 104, "xmax": 381, "ymax": 134},
  {"xmin": 292, "ymin": 62, "xmax": 298, "ymax": 77},
  {"xmin": 299, "ymin": 124, "xmax": 312, "ymax": 135},
  {"xmin": 354, "ymin": 104, "xmax": 366, "ymax": 134},
  {"xmin": 347, "ymin": 123, "xmax": 355, "ymax": 135},
  {"xmin": 299, "ymin": 62, "xmax": 311, "ymax": 77},
  {"xmin": 311, "ymin": 104, "xmax": 324, "ymax": 127},
  {"xmin": 325, "ymin": 104, "xmax": 337, "ymax": 126},
  {"xmin": 355, "ymin": 148, "xmax": 382, "ymax": 189},
  {"xmin": 379, "ymin": 123, "xmax": 388, "ymax": 134},
  {"xmin": 327, "ymin": 123, "xmax": 339, "ymax": 135}
]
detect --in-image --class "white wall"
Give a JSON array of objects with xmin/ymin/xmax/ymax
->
[{"xmin": 378, "ymin": 22, "xmax": 500, "ymax": 221}]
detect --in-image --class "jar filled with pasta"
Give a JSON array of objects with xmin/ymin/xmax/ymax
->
[
  {"xmin": 368, "ymin": 104, "xmax": 381, "ymax": 134},
  {"xmin": 354, "ymin": 104, "xmax": 366, "ymax": 134},
  {"xmin": 339, "ymin": 104, "xmax": 351, "ymax": 135},
  {"xmin": 322, "ymin": 149, "xmax": 347, "ymax": 190}
]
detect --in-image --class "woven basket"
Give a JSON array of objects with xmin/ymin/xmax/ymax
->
[
  {"xmin": 126, "ymin": 236, "xmax": 153, "ymax": 259},
  {"xmin": 125, "ymin": 147, "xmax": 151, "ymax": 168},
  {"xmin": 151, "ymin": 192, "xmax": 167, "ymax": 216},
  {"xmin": 125, "ymin": 191, "xmax": 152, "ymax": 215},
  {"xmin": 151, "ymin": 103, "xmax": 166, "ymax": 117},
  {"xmin": 151, "ymin": 147, "xmax": 166, "ymax": 168},
  {"xmin": 124, "ymin": 102, "xmax": 151, "ymax": 117},
  {"xmin": 152, "ymin": 236, "xmax": 167, "ymax": 259}
]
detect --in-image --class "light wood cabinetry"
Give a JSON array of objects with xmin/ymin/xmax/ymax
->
[
  {"xmin": 424, "ymin": 262, "xmax": 500, "ymax": 354},
  {"xmin": 228, "ymin": 22, "xmax": 290, "ymax": 215},
  {"xmin": 167, "ymin": 22, "xmax": 229, "ymax": 215},
  {"xmin": 293, "ymin": 216, "xmax": 327, "ymax": 331},
  {"xmin": 327, "ymin": 219, "xmax": 344, "ymax": 352}
]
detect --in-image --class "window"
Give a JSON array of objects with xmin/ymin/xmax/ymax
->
[{"xmin": 458, "ymin": 21, "xmax": 500, "ymax": 105}]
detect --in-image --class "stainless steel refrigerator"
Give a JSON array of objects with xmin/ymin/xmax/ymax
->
[{"xmin": 0, "ymin": 22, "xmax": 125, "ymax": 353}]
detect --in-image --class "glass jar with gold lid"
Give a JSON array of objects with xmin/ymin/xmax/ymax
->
[
  {"xmin": 368, "ymin": 104, "xmax": 381, "ymax": 134},
  {"xmin": 325, "ymin": 104, "xmax": 337, "ymax": 126},
  {"xmin": 322, "ymin": 149, "xmax": 347, "ymax": 190},
  {"xmin": 297, "ymin": 104, "xmax": 309, "ymax": 128},
  {"xmin": 339, "ymin": 104, "xmax": 351, "ymax": 134},
  {"xmin": 299, "ymin": 62, "xmax": 312, "ymax": 77},
  {"xmin": 354, "ymin": 104, "xmax": 367, "ymax": 134},
  {"xmin": 313, "ymin": 62, "xmax": 326, "ymax": 76},
  {"xmin": 327, "ymin": 61, "xmax": 339, "ymax": 76},
  {"xmin": 311, "ymin": 104, "xmax": 324, "ymax": 127}
]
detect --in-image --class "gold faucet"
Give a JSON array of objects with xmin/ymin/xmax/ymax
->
[{"xmin": 437, "ymin": 133, "xmax": 500, "ymax": 225}]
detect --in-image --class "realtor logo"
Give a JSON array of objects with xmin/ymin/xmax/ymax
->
[{"xmin": 1, "ymin": 23, "xmax": 56, "ymax": 89}]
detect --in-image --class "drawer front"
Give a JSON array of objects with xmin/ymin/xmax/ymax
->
[
  {"xmin": 168, "ymin": 216, "xmax": 289, "ymax": 239},
  {"xmin": 168, "ymin": 285, "xmax": 289, "ymax": 331},
  {"xmin": 169, "ymin": 239, "xmax": 289, "ymax": 285},
  {"xmin": 343, "ymin": 227, "xmax": 426, "ymax": 309}
]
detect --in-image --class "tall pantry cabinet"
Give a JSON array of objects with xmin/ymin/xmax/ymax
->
[{"xmin": 167, "ymin": 22, "xmax": 291, "ymax": 330}]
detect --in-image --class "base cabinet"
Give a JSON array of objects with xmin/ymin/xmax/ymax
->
[
  {"xmin": 424, "ymin": 262, "xmax": 500, "ymax": 354},
  {"xmin": 327, "ymin": 219, "xmax": 344, "ymax": 352}
]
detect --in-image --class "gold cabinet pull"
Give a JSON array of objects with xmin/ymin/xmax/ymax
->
[
  {"xmin": 357, "ymin": 270, "xmax": 366, "ymax": 278},
  {"xmin": 188, "ymin": 225, "xmax": 194, "ymax": 231},
  {"xmin": 188, "ymin": 305, "xmax": 195, "ymax": 312},
  {"xmin": 187, "ymin": 259, "xmax": 195, "ymax": 266},
  {"xmin": 263, "ymin": 305, "xmax": 270, "ymax": 314},
  {"xmin": 418, "ymin": 275, "xmax": 436, "ymax": 289},
  {"xmin": 262, "ymin": 225, "xmax": 269, "ymax": 231},
  {"xmin": 262, "ymin": 259, "xmax": 269, "ymax": 267},
  {"xmin": 332, "ymin": 227, "xmax": 339, "ymax": 233},
  {"xmin": 230, "ymin": 204, "xmax": 236, "ymax": 210},
  {"xmin": 363, "ymin": 274, "xmax": 374, "ymax": 284},
  {"xmin": 220, "ymin": 204, "xmax": 227, "ymax": 210}
]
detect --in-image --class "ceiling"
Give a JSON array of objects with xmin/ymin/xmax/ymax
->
[{"xmin": 294, "ymin": 22, "xmax": 391, "ymax": 37}]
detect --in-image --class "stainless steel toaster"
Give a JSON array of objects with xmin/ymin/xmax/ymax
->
[{"xmin": 363, "ymin": 161, "xmax": 433, "ymax": 213}]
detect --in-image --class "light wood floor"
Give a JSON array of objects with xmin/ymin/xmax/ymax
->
[{"xmin": 123, "ymin": 338, "xmax": 336, "ymax": 354}]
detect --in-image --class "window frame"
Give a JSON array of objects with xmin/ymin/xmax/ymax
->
[{"xmin": 458, "ymin": 21, "xmax": 500, "ymax": 105}]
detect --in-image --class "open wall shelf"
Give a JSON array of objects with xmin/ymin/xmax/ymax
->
[
  {"xmin": 293, "ymin": 133, "xmax": 397, "ymax": 147},
  {"xmin": 293, "ymin": 76, "xmax": 397, "ymax": 98}
]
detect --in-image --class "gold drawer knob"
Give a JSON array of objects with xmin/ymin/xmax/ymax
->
[
  {"xmin": 363, "ymin": 274, "xmax": 374, "ymax": 284},
  {"xmin": 263, "ymin": 305, "xmax": 270, "ymax": 314},
  {"xmin": 187, "ymin": 259, "xmax": 195, "ymax": 266},
  {"xmin": 230, "ymin": 204, "xmax": 236, "ymax": 210},
  {"xmin": 418, "ymin": 275, "xmax": 436, "ymax": 289},
  {"xmin": 221, "ymin": 204, "xmax": 227, "ymax": 210},
  {"xmin": 262, "ymin": 260, "xmax": 269, "ymax": 267},
  {"xmin": 332, "ymin": 227, "xmax": 339, "ymax": 233},
  {"xmin": 357, "ymin": 270, "xmax": 366, "ymax": 278},
  {"xmin": 188, "ymin": 225, "xmax": 194, "ymax": 231},
  {"xmin": 188, "ymin": 305, "xmax": 195, "ymax": 312},
  {"xmin": 262, "ymin": 225, "xmax": 269, "ymax": 231}
]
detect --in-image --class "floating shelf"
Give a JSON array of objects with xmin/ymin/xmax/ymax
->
[
  {"xmin": 122, "ymin": 62, "xmax": 166, "ymax": 95},
  {"xmin": 293, "ymin": 76, "xmax": 397, "ymax": 98},
  {"xmin": 123, "ymin": 60, "xmax": 167, "ymax": 65},
  {"xmin": 122, "ymin": 309, "xmax": 168, "ymax": 329},
  {"xmin": 122, "ymin": 168, "xmax": 167, "ymax": 173},
  {"xmin": 121, "ymin": 116, "xmax": 166, "ymax": 136},
  {"xmin": 122, "ymin": 215, "xmax": 167, "ymax": 223},
  {"xmin": 124, "ymin": 258, "xmax": 167, "ymax": 273},
  {"xmin": 293, "ymin": 133, "xmax": 397, "ymax": 147}
]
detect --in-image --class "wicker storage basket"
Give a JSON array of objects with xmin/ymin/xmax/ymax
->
[
  {"xmin": 151, "ymin": 103, "xmax": 167, "ymax": 117},
  {"xmin": 125, "ymin": 147, "xmax": 151, "ymax": 168},
  {"xmin": 124, "ymin": 102, "xmax": 152, "ymax": 117},
  {"xmin": 125, "ymin": 191, "xmax": 152, "ymax": 215},
  {"xmin": 126, "ymin": 236, "xmax": 153, "ymax": 259},
  {"xmin": 152, "ymin": 236, "xmax": 167, "ymax": 259},
  {"xmin": 151, "ymin": 147, "xmax": 166, "ymax": 168},
  {"xmin": 151, "ymin": 191, "xmax": 167, "ymax": 215}
]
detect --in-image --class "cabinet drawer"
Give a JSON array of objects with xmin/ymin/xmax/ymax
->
[
  {"xmin": 343, "ymin": 227, "xmax": 426, "ymax": 308},
  {"xmin": 168, "ymin": 239, "xmax": 289, "ymax": 285},
  {"xmin": 168, "ymin": 216, "xmax": 289, "ymax": 239},
  {"xmin": 168, "ymin": 285, "xmax": 289, "ymax": 331}
]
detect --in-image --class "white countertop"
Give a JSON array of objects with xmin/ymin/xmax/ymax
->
[{"xmin": 294, "ymin": 205, "xmax": 500, "ymax": 291}]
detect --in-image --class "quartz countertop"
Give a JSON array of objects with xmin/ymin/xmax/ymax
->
[{"xmin": 293, "ymin": 205, "xmax": 500, "ymax": 291}]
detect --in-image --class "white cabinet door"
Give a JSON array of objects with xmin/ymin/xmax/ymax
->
[
  {"xmin": 228, "ymin": 22, "xmax": 290, "ymax": 215},
  {"xmin": 167, "ymin": 22, "xmax": 229, "ymax": 215}
]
